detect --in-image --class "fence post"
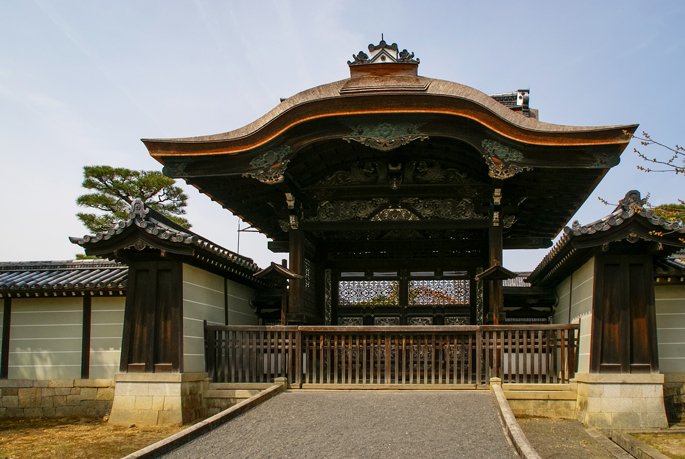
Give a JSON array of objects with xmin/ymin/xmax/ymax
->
[
  {"xmin": 295, "ymin": 328, "xmax": 302, "ymax": 388},
  {"xmin": 204, "ymin": 320, "xmax": 217, "ymax": 381},
  {"xmin": 476, "ymin": 327, "xmax": 482, "ymax": 386}
]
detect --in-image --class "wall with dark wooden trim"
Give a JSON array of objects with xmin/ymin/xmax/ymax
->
[
  {"xmin": 8, "ymin": 297, "xmax": 83, "ymax": 379},
  {"xmin": 656, "ymin": 284, "xmax": 685, "ymax": 373},
  {"xmin": 89, "ymin": 297, "xmax": 125, "ymax": 379},
  {"xmin": 182, "ymin": 264, "xmax": 258, "ymax": 373},
  {"xmin": 553, "ymin": 257, "xmax": 595, "ymax": 373}
]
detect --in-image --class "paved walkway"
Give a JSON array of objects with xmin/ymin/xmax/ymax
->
[{"xmin": 164, "ymin": 390, "xmax": 517, "ymax": 459}]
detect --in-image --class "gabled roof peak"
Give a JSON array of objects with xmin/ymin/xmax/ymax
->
[{"xmin": 348, "ymin": 37, "xmax": 419, "ymax": 77}]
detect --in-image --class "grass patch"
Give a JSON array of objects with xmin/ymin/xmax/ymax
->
[
  {"xmin": 631, "ymin": 433, "xmax": 685, "ymax": 459},
  {"xmin": 0, "ymin": 417, "xmax": 185, "ymax": 459}
]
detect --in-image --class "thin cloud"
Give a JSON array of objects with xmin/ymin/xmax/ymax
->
[{"xmin": 32, "ymin": 0, "xmax": 165, "ymax": 132}]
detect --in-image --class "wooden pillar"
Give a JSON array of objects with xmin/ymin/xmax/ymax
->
[
  {"xmin": 1, "ymin": 297, "xmax": 11, "ymax": 379},
  {"xmin": 81, "ymin": 295, "xmax": 92, "ymax": 379},
  {"xmin": 590, "ymin": 253, "xmax": 659, "ymax": 373},
  {"xmin": 120, "ymin": 261, "xmax": 182, "ymax": 373},
  {"xmin": 489, "ymin": 185, "xmax": 504, "ymax": 325},
  {"xmin": 288, "ymin": 227, "xmax": 306, "ymax": 323}
]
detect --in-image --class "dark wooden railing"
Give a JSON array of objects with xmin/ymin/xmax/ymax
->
[{"xmin": 204, "ymin": 324, "xmax": 579, "ymax": 387}]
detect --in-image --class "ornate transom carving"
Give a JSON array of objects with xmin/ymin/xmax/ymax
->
[
  {"xmin": 342, "ymin": 123, "xmax": 428, "ymax": 151},
  {"xmin": 371, "ymin": 208, "xmax": 419, "ymax": 221},
  {"xmin": 403, "ymin": 198, "xmax": 487, "ymax": 221},
  {"xmin": 306, "ymin": 197, "xmax": 486, "ymax": 224},
  {"xmin": 307, "ymin": 198, "xmax": 389, "ymax": 222},
  {"xmin": 481, "ymin": 140, "xmax": 532, "ymax": 179},
  {"xmin": 242, "ymin": 145, "xmax": 290, "ymax": 184},
  {"xmin": 316, "ymin": 160, "xmax": 483, "ymax": 194}
]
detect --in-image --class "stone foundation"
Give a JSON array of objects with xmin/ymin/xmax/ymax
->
[
  {"xmin": 503, "ymin": 382, "xmax": 578, "ymax": 419},
  {"xmin": 0, "ymin": 379, "xmax": 114, "ymax": 418},
  {"xmin": 109, "ymin": 373, "xmax": 206, "ymax": 426},
  {"xmin": 664, "ymin": 373, "xmax": 685, "ymax": 425},
  {"xmin": 575, "ymin": 373, "xmax": 668, "ymax": 429}
]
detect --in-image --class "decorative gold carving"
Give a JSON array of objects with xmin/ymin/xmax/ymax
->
[
  {"xmin": 502, "ymin": 215, "xmax": 517, "ymax": 229},
  {"xmin": 242, "ymin": 145, "xmax": 290, "ymax": 184},
  {"xmin": 371, "ymin": 208, "xmax": 419, "ymax": 221},
  {"xmin": 307, "ymin": 199, "xmax": 389, "ymax": 222},
  {"xmin": 481, "ymin": 139, "xmax": 532, "ymax": 179},
  {"xmin": 316, "ymin": 160, "xmax": 483, "ymax": 196},
  {"xmin": 342, "ymin": 123, "xmax": 428, "ymax": 151},
  {"xmin": 403, "ymin": 198, "xmax": 487, "ymax": 220}
]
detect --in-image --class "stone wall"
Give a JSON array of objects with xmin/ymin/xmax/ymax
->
[
  {"xmin": 503, "ymin": 382, "xmax": 578, "ymax": 420},
  {"xmin": 664, "ymin": 373, "xmax": 685, "ymax": 424},
  {"xmin": 0, "ymin": 379, "xmax": 113, "ymax": 418},
  {"xmin": 575, "ymin": 373, "xmax": 668, "ymax": 429},
  {"xmin": 109, "ymin": 373, "xmax": 207, "ymax": 426}
]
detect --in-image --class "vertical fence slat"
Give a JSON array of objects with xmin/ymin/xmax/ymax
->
[{"xmin": 205, "ymin": 325, "xmax": 578, "ymax": 388}]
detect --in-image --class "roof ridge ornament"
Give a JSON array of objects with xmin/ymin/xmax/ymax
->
[
  {"xmin": 129, "ymin": 199, "xmax": 149, "ymax": 220},
  {"xmin": 348, "ymin": 36, "xmax": 419, "ymax": 67}
]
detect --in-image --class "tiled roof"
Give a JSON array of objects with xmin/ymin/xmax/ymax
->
[
  {"xmin": 0, "ymin": 260, "xmax": 127, "ymax": 297},
  {"xmin": 502, "ymin": 272, "xmax": 532, "ymax": 288},
  {"xmin": 489, "ymin": 92, "xmax": 518, "ymax": 108},
  {"xmin": 70, "ymin": 200, "xmax": 261, "ymax": 275},
  {"xmin": 528, "ymin": 191, "xmax": 685, "ymax": 285}
]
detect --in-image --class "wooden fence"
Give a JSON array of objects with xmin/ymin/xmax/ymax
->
[{"xmin": 204, "ymin": 324, "xmax": 579, "ymax": 387}]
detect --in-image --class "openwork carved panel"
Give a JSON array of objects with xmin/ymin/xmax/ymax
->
[
  {"xmin": 374, "ymin": 317, "xmax": 400, "ymax": 326},
  {"xmin": 338, "ymin": 280, "xmax": 399, "ymax": 306},
  {"xmin": 339, "ymin": 317, "xmax": 363, "ymax": 326},
  {"xmin": 304, "ymin": 258, "xmax": 316, "ymax": 317},
  {"xmin": 324, "ymin": 269, "xmax": 332, "ymax": 325},
  {"xmin": 408, "ymin": 317, "xmax": 433, "ymax": 326},
  {"xmin": 476, "ymin": 267, "xmax": 484, "ymax": 325},
  {"xmin": 409, "ymin": 280, "xmax": 469, "ymax": 305},
  {"xmin": 446, "ymin": 317, "xmax": 470, "ymax": 325}
]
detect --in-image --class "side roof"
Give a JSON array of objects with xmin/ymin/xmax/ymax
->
[
  {"xmin": 0, "ymin": 259, "xmax": 127, "ymax": 298},
  {"xmin": 527, "ymin": 190, "xmax": 685, "ymax": 286},
  {"xmin": 70, "ymin": 200, "xmax": 265, "ymax": 287}
]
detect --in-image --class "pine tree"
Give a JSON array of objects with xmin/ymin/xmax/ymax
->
[{"xmin": 76, "ymin": 165, "xmax": 190, "ymax": 233}]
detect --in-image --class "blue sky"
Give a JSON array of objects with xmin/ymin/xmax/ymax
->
[{"xmin": 1, "ymin": 1, "xmax": 683, "ymax": 270}]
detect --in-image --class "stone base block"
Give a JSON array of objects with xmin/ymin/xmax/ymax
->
[
  {"xmin": 109, "ymin": 373, "xmax": 206, "ymax": 426},
  {"xmin": 663, "ymin": 373, "xmax": 685, "ymax": 425},
  {"xmin": 575, "ymin": 373, "xmax": 668, "ymax": 430}
]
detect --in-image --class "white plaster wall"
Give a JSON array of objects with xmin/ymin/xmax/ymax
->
[
  {"xmin": 89, "ymin": 296, "xmax": 125, "ymax": 379},
  {"xmin": 9, "ymin": 297, "xmax": 83, "ymax": 379},
  {"xmin": 656, "ymin": 284, "xmax": 685, "ymax": 373},
  {"xmin": 552, "ymin": 257, "xmax": 594, "ymax": 374},
  {"xmin": 182, "ymin": 264, "xmax": 258, "ymax": 373}
]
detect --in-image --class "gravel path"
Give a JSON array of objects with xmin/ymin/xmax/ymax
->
[{"xmin": 164, "ymin": 390, "xmax": 517, "ymax": 459}]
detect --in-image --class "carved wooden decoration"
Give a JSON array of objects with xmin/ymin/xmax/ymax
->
[{"xmin": 342, "ymin": 123, "xmax": 428, "ymax": 151}]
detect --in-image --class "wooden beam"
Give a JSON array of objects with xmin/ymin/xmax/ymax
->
[
  {"xmin": 288, "ymin": 228, "xmax": 306, "ymax": 322},
  {"xmin": 489, "ymin": 184, "xmax": 504, "ymax": 325},
  {"xmin": 81, "ymin": 295, "xmax": 91, "ymax": 379},
  {"xmin": 302, "ymin": 219, "xmax": 490, "ymax": 232}
]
